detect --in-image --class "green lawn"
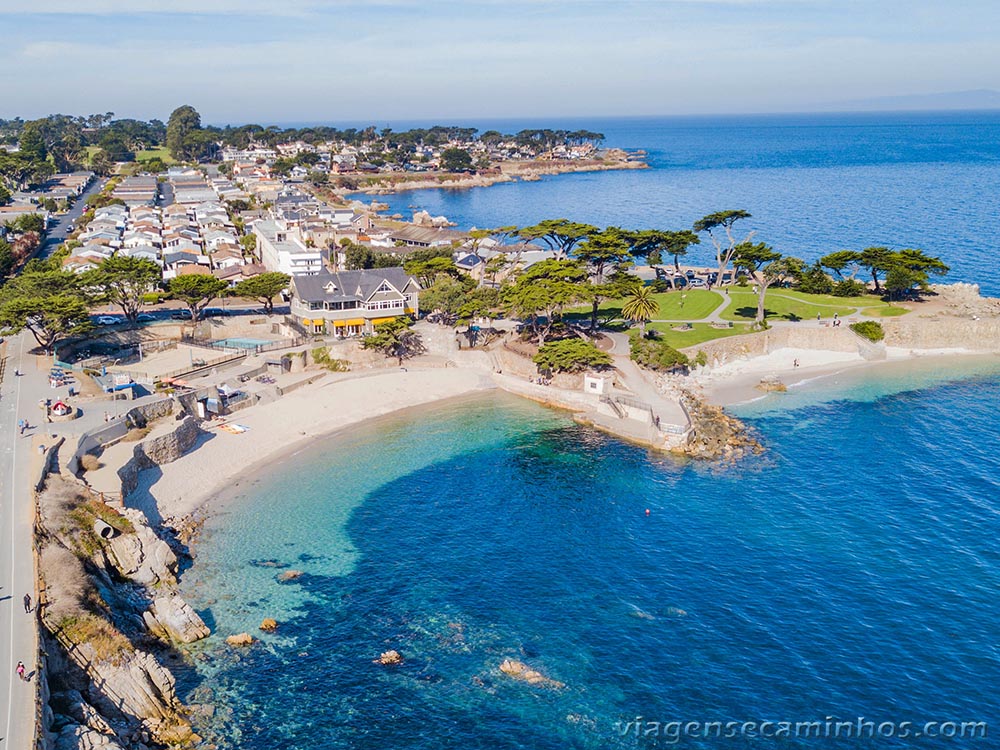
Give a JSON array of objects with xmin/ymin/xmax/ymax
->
[
  {"xmin": 862, "ymin": 305, "xmax": 910, "ymax": 317},
  {"xmin": 646, "ymin": 321, "xmax": 753, "ymax": 348},
  {"xmin": 567, "ymin": 289, "xmax": 724, "ymax": 322},
  {"xmin": 719, "ymin": 288, "xmax": 905, "ymax": 322},
  {"xmin": 135, "ymin": 146, "xmax": 176, "ymax": 164}
]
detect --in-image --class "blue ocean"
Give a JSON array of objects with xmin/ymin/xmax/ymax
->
[
  {"xmin": 178, "ymin": 114, "xmax": 1000, "ymax": 747},
  {"xmin": 360, "ymin": 111, "xmax": 1000, "ymax": 295},
  {"xmin": 179, "ymin": 359, "xmax": 1000, "ymax": 749}
]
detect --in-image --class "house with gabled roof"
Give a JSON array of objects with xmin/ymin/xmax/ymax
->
[{"xmin": 289, "ymin": 267, "xmax": 421, "ymax": 336}]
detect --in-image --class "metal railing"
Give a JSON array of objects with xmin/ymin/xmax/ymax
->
[{"xmin": 181, "ymin": 335, "xmax": 306, "ymax": 356}]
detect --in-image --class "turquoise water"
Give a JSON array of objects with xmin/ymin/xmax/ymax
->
[
  {"xmin": 215, "ymin": 337, "xmax": 271, "ymax": 350},
  {"xmin": 360, "ymin": 111, "xmax": 1000, "ymax": 295},
  {"xmin": 179, "ymin": 361, "xmax": 1000, "ymax": 748}
]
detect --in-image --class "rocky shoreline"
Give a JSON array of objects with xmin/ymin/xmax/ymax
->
[
  {"xmin": 349, "ymin": 152, "xmax": 648, "ymax": 195},
  {"xmin": 37, "ymin": 474, "xmax": 206, "ymax": 749}
]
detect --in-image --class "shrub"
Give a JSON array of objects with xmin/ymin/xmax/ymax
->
[
  {"xmin": 832, "ymin": 279, "xmax": 867, "ymax": 297},
  {"xmin": 79, "ymin": 454, "xmax": 101, "ymax": 472},
  {"xmin": 850, "ymin": 320, "xmax": 885, "ymax": 342},
  {"xmin": 630, "ymin": 333, "xmax": 690, "ymax": 372},
  {"xmin": 533, "ymin": 338, "xmax": 612, "ymax": 373},
  {"xmin": 694, "ymin": 350, "xmax": 708, "ymax": 367},
  {"xmin": 311, "ymin": 346, "xmax": 350, "ymax": 372},
  {"xmin": 650, "ymin": 279, "xmax": 671, "ymax": 293}
]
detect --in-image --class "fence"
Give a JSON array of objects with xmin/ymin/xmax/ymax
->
[{"xmin": 182, "ymin": 335, "xmax": 306, "ymax": 356}]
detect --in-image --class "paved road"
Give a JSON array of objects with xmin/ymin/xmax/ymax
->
[
  {"xmin": 0, "ymin": 335, "xmax": 40, "ymax": 750},
  {"xmin": 38, "ymin": 177, "xmax": 108, "ymax": 260}
]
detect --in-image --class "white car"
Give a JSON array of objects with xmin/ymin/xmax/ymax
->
[
  {"xmin": 95, "ymin": 316, "xmax": 122, "ymax": 325},
  {"xmin": 687, "ymin": 278, "xmax": 709, "ymax": 289}
]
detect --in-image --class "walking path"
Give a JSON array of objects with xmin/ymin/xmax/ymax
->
[
  {"xmin": 0, "ymin": 335, "xmax": 40, "ymax": 750},
  {"xmin": 648, "ymin": 289, "xmax": 878, "ymax": 326},
  {"xmin": 605, "ymin": 332, "xmax": 688, "ymax": 428},
  {"xmin": 0, "ymin": 333, "xmax": 156, "ymax": 750}
]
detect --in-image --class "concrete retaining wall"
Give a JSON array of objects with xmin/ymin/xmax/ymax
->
[
  {"xmin": 686, "ymin": 326, "xmax": 859, "ymax": 367},
  {"xmin": 117, "ymin": 417, "xmax": 202, "ymax": 498},
  {"xmin": 884, "ymin": 317, "xmax": 1000, "ymax": 352}
]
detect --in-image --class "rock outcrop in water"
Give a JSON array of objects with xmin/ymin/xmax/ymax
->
[{"xmin": 675, "ymin": 390, "xmax": 763, "ymax": 460}]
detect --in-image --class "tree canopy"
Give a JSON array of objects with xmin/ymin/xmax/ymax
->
[
  {"xmin": 0, "ymin": 269, "xmax": 91, "ymax": 352},
  {"xmin": 233, "ymin": 272, "xmax": 291, "ymax": 314},
  {"xmin": 82, "ymin": 255, "xmax": 162, "ymax": 325},
  {"xmin": 533, "ymin": 338, "xmax": 612, "ymax": 373},
  {"xmin": 168, "ymin": 274, "xmax": 228, "ymax": 321}
]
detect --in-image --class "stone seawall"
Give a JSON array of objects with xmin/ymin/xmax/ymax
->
[
  {"xmin": 885, "ymin": 317, "xmax": 1000, "ymax": 352},
  {"xmin": 117, "ymin": 417, "xmax": 203, "ymax": 499},
  {"xmin": 686, "ymin": 326, "xmax": 859, "ymax": 367}
]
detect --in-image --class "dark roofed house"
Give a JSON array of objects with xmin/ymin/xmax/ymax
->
[{"xmin": 289, "ymin": 267, "xmax": 420, "ymax": 336}]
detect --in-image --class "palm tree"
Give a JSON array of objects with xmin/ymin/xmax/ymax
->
[{"xmin": 621, "ymin": 285, "xmax": 659, "ymax": 337}]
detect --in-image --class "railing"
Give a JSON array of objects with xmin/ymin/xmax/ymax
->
[
  {"xmin": 602, "ymin": 392, "xmax": 653, "ymax": 414},
  {"xmin": 181, "ymin": 335, "xmax": 306, "ymax": 356}
]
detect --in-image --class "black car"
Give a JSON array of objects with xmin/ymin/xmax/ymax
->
[{"xmin": 170, "ymin": 309, "xmax": 193, "ymax": 320}]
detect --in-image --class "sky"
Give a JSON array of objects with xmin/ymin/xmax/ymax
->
[{"xmin": 1, "ymin": 0, "xmax": 999, "ymax": 124}]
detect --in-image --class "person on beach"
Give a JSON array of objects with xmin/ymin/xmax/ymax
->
[
  {"xmin": 16, "ymin": 661, "xmax": 26, "ymax": 681},
  {"xmin": 794, "ymin": 359, "xmax": 800, "ymax": 368},
  {"xmin": 24, "ymin": 593, "xmax": 32, "ymax": 613},
  {"xmin": 817, "ymin": 313, "xmax": 821, "ymax": 323}
]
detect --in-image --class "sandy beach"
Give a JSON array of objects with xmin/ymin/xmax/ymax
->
[
  {"xmin": 695, "ymin": 346, "xmax": 990, "ymax": 405},
  {"xmin": 128, "ymin": 367, "xmax": 495, "ymax": 523},
  {"xmin": 120, "ymin": 339, "xmax": 1000, "ymax": 526}
]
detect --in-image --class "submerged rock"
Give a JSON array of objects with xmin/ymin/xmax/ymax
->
[
  {"xmin": 259, "ymin": 618, "xmax": 278, "ymax": 632},
  {"xmin": 499, "ymin": 659, "xmax": 565, "ymax": 688},
  {"xmin": 225, "ymin": 633, "xmax": 254, "ymax": 647},
  {"xmin": 277, "ymin": 569, "xmax": 303, "ymax": 582},
  {"xmin": 757, "ymin": 377, "xmax": 787, "ymax": 393}
]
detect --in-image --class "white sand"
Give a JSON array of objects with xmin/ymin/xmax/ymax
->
[
  {"xmin": 694, "ymin": 347, "xmax": 867, "ymax": 405},
  {"xmin": 129, "ymin": 367, "xmax": 494, "ymax": 521}
]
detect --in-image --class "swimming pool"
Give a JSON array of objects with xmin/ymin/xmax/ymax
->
[{"xmin": 214, "ymin": 337, "xmax": 272, "ymax": 350}]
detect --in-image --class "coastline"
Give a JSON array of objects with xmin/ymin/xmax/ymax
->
[
  {"xmin": 699, "ymin": 348, "xmax": 1000, "ymax": 406},
  {"xmin": 123, "ymin": 344, "xmax": 1000, "ymax": 529},
  {"xmin": 127, "ymin": 367, "xmax": 495, "ymax": 524},
  {"xmin": 347, "ymin": 157, "xmax": 648, "ymax": 195}
]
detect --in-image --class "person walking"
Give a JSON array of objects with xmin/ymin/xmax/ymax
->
[
  {"xmin": 24, "ymin": 593, "xmax": 32, "ymax": 613},
  {"xmin": 16, "ymin": 661, "xmax": 26, "ymax": 681}
]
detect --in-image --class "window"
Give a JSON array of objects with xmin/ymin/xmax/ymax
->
[{"xmin": 365, "ymin": 299, "xmax": 404, "ymax": 311}]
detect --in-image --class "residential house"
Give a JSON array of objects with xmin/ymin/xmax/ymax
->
[
  {"xmin": 289, "ymin": 268, "xmax": 420, "ymax": 336},
  {"xmin": 253, "ymin": 220, "xmax": 323, "ymax": 276}
]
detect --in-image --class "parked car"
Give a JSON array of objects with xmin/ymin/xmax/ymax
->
[
  {"xmin": 203, "ymin": 308, "xmax": 228, "ymax": 317},
  {"xmin": 685, "ymin": 270, "xmax": 696, "ymax": 280},
  {"xmin": 687, "ymin": 278, "xmax": 709, "ymax": 289},
  {"xmin": 95, "ymin": 316, "xmax": 122, "ymax": 325},
  {"xmin": 170, "ymin": 309, "xmax": 193, "ymax": 320},
  {"xmin": 671, "ymin": 275, "xmax": 688, "ymax": 288},
  {"xmin": 136, "ymin": 313, "xmax": 156, "ymax": 323}
]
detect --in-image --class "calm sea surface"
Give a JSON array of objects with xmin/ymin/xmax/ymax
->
[
  {"xmin": 179, "ymin": 358, "xmax": 1000, "ymax": 749},
  {"xmin": 359, "ymin": 111, "xmax": 1000, "ymax": 295}
]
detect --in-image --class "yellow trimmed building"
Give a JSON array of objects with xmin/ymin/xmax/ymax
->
[{"xmin": 289, "ymin": 268, "xmax": 420, "ymax": 336}]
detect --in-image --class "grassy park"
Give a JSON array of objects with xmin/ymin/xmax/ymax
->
[
  {"xmin": 647, "ymin": 321, "xmax": 753, "ymax": 348},
  {"xmin": 719, "ymin": 288, "xmax": 907, "ymax": 322},
  {"xmin": 568, "ymin": 285, "xmax": 910, "ymax": 348}
]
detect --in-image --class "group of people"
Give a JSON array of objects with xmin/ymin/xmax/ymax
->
[
  {"xmin": 819, "ymin": 312, "xmax": 843, "ymax": 327},
  {"xmin": 15, "ymin": 595, "xmax": 33, "ymax": 683}
]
